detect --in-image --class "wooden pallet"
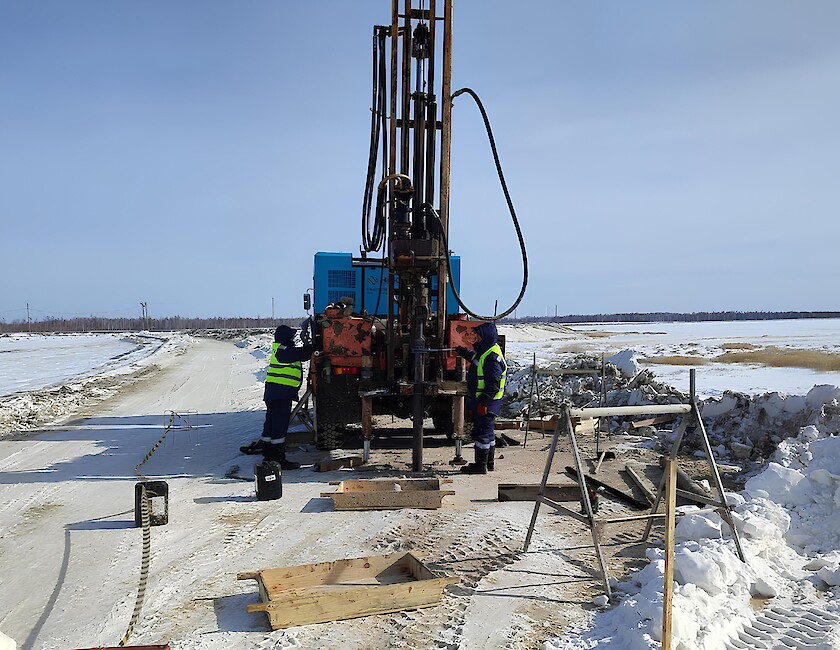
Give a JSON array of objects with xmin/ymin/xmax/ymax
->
[
  {"xmin": 321, "ymin": 478, "xmax": 455, "ymax": 510},
  {"xmin": 238, "ymin": 552, "xmax": 457, "ymax": 629}
]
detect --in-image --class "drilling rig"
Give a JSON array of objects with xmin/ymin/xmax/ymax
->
[{"xmin": 306, "ymin": 0, "xmax": 526, "ymax": 472}]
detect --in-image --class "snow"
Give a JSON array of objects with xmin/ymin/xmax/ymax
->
[
  {"xmin": 3, "ymin": 320, "xmax": 840, "ymax": 649},
  {"xmin": 547, "ymin": 402, "xmax": 840, "ymax": 650},
  {"xmin": 0, "ymin": 333, "xmax": 164, "ymax": 397},
  {"xmin": 504, "ymin": 319, "xmax": 840, "ymax": 398}
]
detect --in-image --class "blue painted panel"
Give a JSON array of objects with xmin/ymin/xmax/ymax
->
[{"xmin": 314, "ymin": 252, "xmax": 461, "ymax": 316}]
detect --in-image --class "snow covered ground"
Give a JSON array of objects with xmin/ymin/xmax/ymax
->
[
  {"xmin": 501, "ymin": 319, "xmax": 840, "ymax": 398},
  {"xmin": 1, "ymin": 321, "xmax": 840, "ymax": 649},
  {"xmin": 0, "ymin": 333, "xmax": 165, "ymax": 398}
]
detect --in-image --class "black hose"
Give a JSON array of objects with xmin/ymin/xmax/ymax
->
[
  {"xmin": 362, "ymin": 27, "xmax": 389, "ymax": 253},
  {"xmin": 439, "ymin": 86, "xmax": 528, "ymax": 321}
]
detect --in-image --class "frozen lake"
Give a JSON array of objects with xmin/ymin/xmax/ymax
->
[
  {"xmin": 503, "ymin": 318, "xmax": 840, "ymax": 398},
  {"xmin": 0, "ymin": 333, "xmax": 162, "ymax": 397}
]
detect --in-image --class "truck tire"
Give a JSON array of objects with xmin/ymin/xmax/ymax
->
[{"xmin": 316, "ymin": 422, "xmax": 342, "ymax": 450}]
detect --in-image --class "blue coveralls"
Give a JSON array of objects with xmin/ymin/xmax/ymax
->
[
  {"xmin": 460, "ymin": 322, "xmax": 507, "ymax": 450},
  {"xmin": 262, "ymin": 325, "xmax": 314, "ymax": 446}
]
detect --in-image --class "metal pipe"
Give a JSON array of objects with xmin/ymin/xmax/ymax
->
[
  {"xmin": 569, "ymin": 404, "xmax": 692, "ymax": 418},
  {"xmin": 400, "ymin": 0, "xmax": 411, "ymax": 174},
  {"xmin": 437, "ymin": 0, "xmax": 452, "ymax": 342},
  {"xmin": 387, "ymin": 0, "xmax": 399, "ymax": 384},
  {"xmin": 363, "ymin": 439, "xmax": 371, "ymax": 462}
]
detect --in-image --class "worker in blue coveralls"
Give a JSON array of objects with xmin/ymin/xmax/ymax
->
[
  {"xmin": 455, "ymin": 321, "xmax": 507, "ymax": 474},
  {"xmin": 260, "ymin": 324, "xmax": 314, "ymax": 470}
]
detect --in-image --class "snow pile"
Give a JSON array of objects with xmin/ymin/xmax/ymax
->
[
  {"xmin": 693, "ymin": 385, "xmax": 840, "ymax": 466},
  {"xmin": 503, "ymin": 351, "xmax": 686, "ymax": 419},
  {"xmin": 546, "ymin": 419, "xmax": 840, "ymax": 650},
  {"xmin": 607, "ymin": 349, "xmax": 642, "ymax": 378}
]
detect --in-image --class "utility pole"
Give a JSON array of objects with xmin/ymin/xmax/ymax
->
[
  {"xmin": 272, "ymin": 297, "xmax": 275, "ymax": 320},
  {"xmin": 27, "ymin": 302, "xmax": 31, "ymax": 334}
]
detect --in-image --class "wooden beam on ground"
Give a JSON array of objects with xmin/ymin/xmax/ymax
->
[
  {"xmin": 497, "ymin": 483, "xmax": 581, "ymax": 502},
  {"xmin": 564, "ymin": 466, "xmax": 650, "ymax": 510},
  {"xmin": 623, "ymin": 463, "xmax": 656, "ymax": 505},
  {"xmin": 315, "ymin": 456, "xmax": 365, "ymax": 472}
]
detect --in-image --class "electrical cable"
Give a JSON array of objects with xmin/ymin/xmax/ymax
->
[
  {"xmin": 434, "ymin": 86, "xmax": 528, "ymax": 321},
  {"xmin": 118, "ymin": 410, "xmax": 189, "ymax": 646}
]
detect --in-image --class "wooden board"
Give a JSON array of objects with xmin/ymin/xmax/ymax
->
[
  {"xmin": 315, "ymin": 456, "xmax": 365, "ymax": 472},
  {"xmin": 238, "ymin": 552, "xmax": 457, "ymax": 629},
  {"xmin": 321, "ymin": 478, "xmax": 455, "ymax": 510},
  {"xmin": 497, "ymin": 483, "xmax": 582, "ymax": 502}
]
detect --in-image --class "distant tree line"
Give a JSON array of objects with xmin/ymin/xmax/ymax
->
[
  {"xmin": 3, "ymin": 310, "xmax": 839, "ymax": 334},
  {"xmin": 503, "ymin": 311, "xmax": 840, "ymax": 325},
  {"xmin": 0, "ymin": 316, "xmax": 301, "ymax": 334}
]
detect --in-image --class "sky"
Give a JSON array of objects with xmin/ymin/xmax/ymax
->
[{"xmin": 1, "ymin": 1, "xmax": 839, "ymax": 321}]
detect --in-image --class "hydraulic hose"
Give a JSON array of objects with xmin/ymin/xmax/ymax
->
[
  {"xmin": 362, "ymin": 26, "xmax": 389, "ymax": 253},
  {"xmin": 440, "ymin": 86, "xmax": 528, "ymax": 321}
]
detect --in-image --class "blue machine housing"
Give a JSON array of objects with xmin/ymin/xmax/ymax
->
[{"xmin": 313, "ymin": 252, "xmax": 461, "ymax": 317}]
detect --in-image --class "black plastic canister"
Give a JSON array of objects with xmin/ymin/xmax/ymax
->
[{"xmin": 255, "ymin": 461, "xmax": 282, "ymax": 501}]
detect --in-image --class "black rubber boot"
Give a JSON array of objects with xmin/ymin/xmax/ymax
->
[
  {"xmin": 460, "ymin": 447, "xmax": 488, "ymax": 475},
  {"xmin": 275, "ymin": 442, "xmax": 301, "ymax": 470},
  {"xmin": 260, "ymin": 440, "xmax": 273, "ymax": 463},
  {"xmin": 487, "ymin": 446, "xmax": 495, "ymax": 472},
  {"xmin": 240, "ymin": 439, "xmax": 264, "ymax": 455}
]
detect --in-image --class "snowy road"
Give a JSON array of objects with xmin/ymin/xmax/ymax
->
[
  {"xmin": 0, "ymin": 338, "xmax": 263, "ymax": 649},
  {"xmin": 3, "ymin": 327, "xmax": 840, "ymax": 650},
  {"xmin": 0, "ymin": 336, "xmax": 590, "ymax": 650}
]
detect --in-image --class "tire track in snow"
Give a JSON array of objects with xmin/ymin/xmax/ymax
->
[{"xmin": 367, "ymin": 509, "xmax": 524, "ymax": 650}]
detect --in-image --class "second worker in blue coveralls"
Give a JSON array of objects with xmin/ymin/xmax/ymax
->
[
  {"xmin": 455, "ymin": 321, "xmax": 507, "ymax": 474},
  {"xmin": 261, "ymin": 325, "xmax": 314, "ymax": 470}
]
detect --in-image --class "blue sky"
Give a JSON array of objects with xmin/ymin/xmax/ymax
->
[{"xmin": 1, "ymin": 1, "xmax": 838, "ymax": 321}]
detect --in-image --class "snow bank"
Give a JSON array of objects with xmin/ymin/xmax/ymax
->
[
  {"xmin": 547, "ymin": 412, "xmax": 840, "ymax": 650},
  {"xmin": 685, "ymin": 384, "xmax": 840, "ymax": 466},
  {"xmin": 503, "ymin": 352, "xmax": 685, "ymax": 419},
  {"xmin": 0, "ymin": 333, "xmax": 192, "ymax": 435}
]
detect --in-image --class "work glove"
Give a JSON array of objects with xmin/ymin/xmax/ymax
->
[
  {"xmin": 300, "ymin": 317, "xmax": 313, "ymax": 344},
  {"xmin": 455, "ymin": 346, "xmax": 472, "ymax": 359},
  {"xmin": 476, "ymin": 403, "xmax": 488, "ymax": 417}
]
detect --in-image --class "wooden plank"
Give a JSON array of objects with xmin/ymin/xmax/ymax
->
[
  {"xmin": 315, "ymin": 456, "xmax": 365, "ymax": 472},
  {"xmin": 262, "ymin": 577, "xmax": 455, "ymax": 628},
  {"xmin": 320, "ymin": 479, "xmax": 455, "ymax": 510},
  {"xmin": 361, "ymin": 396, "xmax": 373, "ymax": 440},
  {"xmin": 240, "ymin": 552, "xmax": 457, "ymax": 629},
  {"xmin": 524, "ymin": 416, "xmax": 558, "ymax": 431},
  {"xmin": 325, "ymin": 491, "xmax": 455, "ymax": 510},
  {"xmin": 628, "ymin": 414, "xmax": 677, "ymax": 430},
  {"xmin": 662, "ymin": 458, "xmax": 677, "ymax": 650},
  {"xmin": 564, "ymin": 466, "xmax": 650, "ymax": 510},
  {"xmin": 623, "ymin": 464, "xmax": 656, "ymax": 505},
  {"xmin": 497, "ymin": 483, "xmax": 581, "ymax": 502},
  {"xmin": 249, "ymin": 554, "xmax": 405, "ymax": 592}
]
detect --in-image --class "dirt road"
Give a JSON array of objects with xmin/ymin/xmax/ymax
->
[{"xmin": 0, "ymin": 337, "xmax": 651, "ymax": 650}]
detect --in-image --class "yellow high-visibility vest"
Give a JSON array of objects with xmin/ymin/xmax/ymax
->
[
  {"xmin": 476, "ymin": 344, "xmax": 506, "ymax": 400},
  {"xmin": 265, "ymin": 343, "xmax": 303, "ymax": 388}
]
